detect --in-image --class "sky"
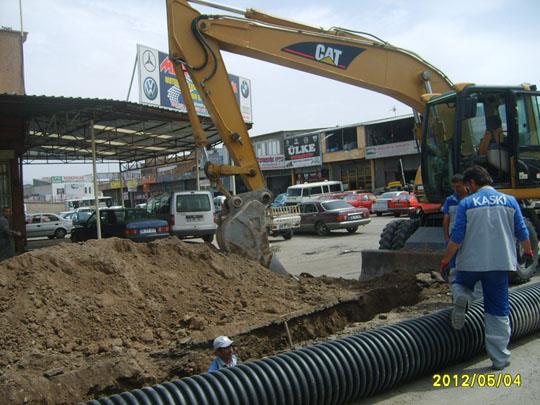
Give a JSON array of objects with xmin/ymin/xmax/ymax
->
[{"xmin": 1, "ymin": 0, "xmax": 539, "ymax": 183}]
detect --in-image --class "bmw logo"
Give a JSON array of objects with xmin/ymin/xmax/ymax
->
[
  {"xmin": 143, "ymin": 77, "xmax": 158, "ymax": 100},
  {"xmin": 240, "ymin": 80, "xmax": 250, "ymax": 98}
]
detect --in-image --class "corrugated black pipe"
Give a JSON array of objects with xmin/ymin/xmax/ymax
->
[{"xmin": 85, "ymin": 282, "xmax": 540, "ymax": 405}]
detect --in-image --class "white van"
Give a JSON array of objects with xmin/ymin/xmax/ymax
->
[
  {"xmin": 286, "ymin": 180, "xmax": 344, "ymax": 204},
  {"xmin": 147, "ymin": 191, "xmax": 217, "ymax": 242}
]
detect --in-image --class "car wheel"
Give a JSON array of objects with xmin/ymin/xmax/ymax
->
[
  {"xmin": 202, "ymin": 234, "xmax": 214, "ymax": 243},
  {"xmin": 376, "ymin": 212, "xmax": 382, "ymax": 217},
  {"xmin": 315, "ymin": 221, "xmax": 330, "ymax": 236},
  {"xmin": 346, "ymin": 226, "xmax": 358, "ymax": 234},
  {"xmin": 47, "ymin": 235, "xmax": 55, "ymax": 240},
  {"xmin": 54, "ymin": 228, "xmax": 67, "ymax": 239}
]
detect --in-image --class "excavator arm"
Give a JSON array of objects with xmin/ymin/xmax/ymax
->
[{"xmin": 165, "ymin": 0, "xmax": 455, "ymax": 271}]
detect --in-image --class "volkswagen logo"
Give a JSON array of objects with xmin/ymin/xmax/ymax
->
[
  {"xmin": 142, "ymin": 50, "xmax": 156, "ymax": 72},
  {"xmin": 240, "ymin": 80, "xmax": 250, "ymax": 98},
  {"xmin": 143, "ymin": 77, "xmax": 158, "ymax": 100}
]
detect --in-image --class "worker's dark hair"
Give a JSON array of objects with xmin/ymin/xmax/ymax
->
[
  {"xmin": 462, "ymin": 165, "xmax": 493, "ymax": 186},
  {"xmin": 486, "ymin": 115, "xmax": 502, "ymax": 131},
  {"xmin": 451, "ymin": 174, "xmax": 464, "ymax": 183}
]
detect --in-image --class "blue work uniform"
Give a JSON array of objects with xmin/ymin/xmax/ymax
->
[
  {"xmin": 208, "ymin": 354, "xmax": 238, "ymax": 372},
  {"xmin": 450, "ymin": 185, "xmax": 529, "ymax": 368}
]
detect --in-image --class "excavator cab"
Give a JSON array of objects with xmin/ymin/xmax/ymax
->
[{"xmin": 422, "ymin": 86, "xmax": 540, "ymax": 203}]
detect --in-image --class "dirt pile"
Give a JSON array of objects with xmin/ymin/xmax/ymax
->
[
  {"xmin": 0, "ymin": 237, "xmax": 423, "ymax": 403},
  {"xmin": 0, "ymin": 237, "xmax": 361, "ymax": 358}
]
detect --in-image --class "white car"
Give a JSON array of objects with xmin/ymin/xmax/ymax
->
[
  {"xmin": 373, "ymin": 191, "xmax": 408, "ymax": 216},
  {"xmin": 26, "ymin": 213, "xmax": 73, "ymax": 239}
]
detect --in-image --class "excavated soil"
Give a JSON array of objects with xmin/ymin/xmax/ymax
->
[{"xmin": 0, "ymin": 237, "xmax": 446, "ymax": 404}]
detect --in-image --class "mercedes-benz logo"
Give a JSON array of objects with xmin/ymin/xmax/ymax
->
[
  {"xmin": 143, "ymin": 77, "xmax": 158, "ymax": 100},
  {"xmin": 142, "ymin": 50, "xmax": 156, "ymax": 72},
  {"xmin": 240, "ymin": 80, "xmax": 250, "ymax": 98}
]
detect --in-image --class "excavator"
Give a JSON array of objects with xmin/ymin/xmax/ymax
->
[{"xmin": 166, "ymin": 0, "xmax": 540, "ymax": 282}]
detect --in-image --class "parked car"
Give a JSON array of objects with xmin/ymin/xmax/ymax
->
[
  {"xmin": 343, "ymin": 192, "xmax": 377, "ymax": 212},
  {"xmin": 271, "ymin": 193, "xmax": 288, "ymax": 208},
  {"xmin": 70, "ymin": 208, "xmax": 169, "ymax": 243},
  {"xmin": 59, "ymin": 211, "xmax": 78, "ymax": 222},
  {"xmin": 26, "ymin": 213, "xmax": 73, "ymax": 239},
  {"xmin": 147, "ymin": 191, "xmax": 217, "ymax": 242},
  {"xmin": 297, "ymin": 200, "xmax": 370, "ymax": 236},
  {"xmin": 372, "ymin": 191, "xmax": 408, "ymax": 216},
  {"xmin": 388, "ymin": 192, "xmax": 442, "ymax": 217}
]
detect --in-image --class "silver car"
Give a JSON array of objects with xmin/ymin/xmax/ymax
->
[
  {"xmin": 26, "ymin": 213, "xmax": 73, "ymax": 239},
  {"xmin": 373, "ymin": 191, "xmax": 408, "ymax": 216}
]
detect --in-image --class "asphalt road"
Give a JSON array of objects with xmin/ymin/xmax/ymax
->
[{"xmin": 271, "ymin": 215, "xmax": 393, "ymax": 279}]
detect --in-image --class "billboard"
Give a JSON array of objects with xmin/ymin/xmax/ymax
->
[
  {"xmin": 284, "ymin": 132, "xmax": 322, "ymax": 168},
  {"xmin": 137, "ymin": 44, "xmax": 253, "ymax": 123},
  {"xmin": 365, "ymin": 140, "xmax": 419, "ymax": 160}
]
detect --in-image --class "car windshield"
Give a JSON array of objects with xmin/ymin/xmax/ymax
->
[
  {"xmin": 322, "ymin": 201, "xmax": 351, "ymax": 210},
  {"xmin": 344, "ymin": 194, "xmax": 356, "ymax": 201},
  {"xmin": 380, "ymin": 192, "xmax": 399, "ymax": 199},
  {"xmin": 275, "ymin": 194, "xmax": 286, "ymax": 203},
  {"xmin": 287, "ymin": 188, "xmax": 302, "ymax": 197}
]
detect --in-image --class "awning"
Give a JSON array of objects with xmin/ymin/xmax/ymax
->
[{"xmin": 0, "ymin": 94, "xmax": 238, "ymax": 166}]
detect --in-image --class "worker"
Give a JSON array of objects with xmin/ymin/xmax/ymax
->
[
  {"xmin": 478, "ymin": 115, "xmax": 504, "ymax": 156},
  {"xmin": 208, "ymin": 336, "xmax": 239, "ymax": 372},
  {"xmin": 440, "ymin": 165, "xmax": 533, "ymax": 370},
  {"xmin": 441, "ymin": 174, "xmax": 482, "ymax": 299},
  {"xmin": 0, "ymin": 207, "xmax": 21, "ymax": 261},
  {"xmin": 442, "ymin": 174, "xmax": 468, "ymax": 242}
]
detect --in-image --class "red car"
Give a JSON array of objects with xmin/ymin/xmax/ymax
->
[
  {"xmin": 388, "ymin": 192, "xmax": 441, "ymax": 217},
  {"xmin": 343, "ymin": 192, "xmax": 377, "ymax": 212}
]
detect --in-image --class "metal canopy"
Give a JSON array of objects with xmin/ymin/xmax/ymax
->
[{"xmin": 0, "ymin": 94, "xmax": 236, "ymax": 166}]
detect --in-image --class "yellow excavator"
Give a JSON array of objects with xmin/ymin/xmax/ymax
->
[{"xmin": 166, "ymin": 0, "xmax": 540, "ymax": 281}]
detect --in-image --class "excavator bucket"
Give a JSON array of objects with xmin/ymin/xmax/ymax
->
[{"xmin": 216, "ymin": 190, "xmax": 290, "ymax": 276}]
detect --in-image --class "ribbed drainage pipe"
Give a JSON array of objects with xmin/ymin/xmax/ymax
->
[{"xmin": 86, "ymin": 282, "xmax": 540, "ymax": 405}]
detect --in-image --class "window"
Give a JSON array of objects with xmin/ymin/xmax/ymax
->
[
  {"xmin": 287, "ymin": 188, "xmax": 302, "ymax": 197},
  {"xmin": 43, "ymin": 214, "xmax": 59, "ymax": 222},
  {"xmin": 459, "ymin": 93, "xmax": 509, "ymax": 185},
  {"xmin": 366, "ymin": 118, "xmax": 415, "ymax": 146},
  {"xmin": 300, "ymin": 204, "xmax": 318, "ymax": 213},
  {"xmin": 255, "ymin": 139, "xmax": 280, "ymax": 157},
  {"xmin": 325, "ymin": 127, "xmax": 358, "ymax": 153},
  {"xmin": 322, "ymin": 201, "xmax": 350, "ymax": 210},
  {"xmin": 176, "ymin": 194, "xmax": 211, "ymax": 212},
  {"xmin": 31, "ymin": 215, "xmax": 41, "ymax": 224},
  {"xmin": 56, "ymin": 188, "xmax": 65, "ymax": 195},
  {"xmin": 308, "ymin": 186, "xmax": 323, "ymax": 195},
  {"xmin": 329, "ymin": 183, "xmax": 343, "ymax": 192}
]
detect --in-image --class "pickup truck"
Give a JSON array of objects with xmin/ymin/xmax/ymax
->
[{"xmin": 267, "ymin": 205, "xmax": 301, "ymax": 240}]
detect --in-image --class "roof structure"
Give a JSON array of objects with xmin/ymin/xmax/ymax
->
[{"xmin": 0, "ymin": 94, "xmax": 239, "ymax": 169}]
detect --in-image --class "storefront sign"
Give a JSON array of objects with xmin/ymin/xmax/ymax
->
[
  {"xmin": 284, "ymin": 133, "xmax": 322, "ymax": 168},
  {"xmin": 257, "ymin": 155, "xmax": 287, "ymax": 170},
  {"xmin": 110, "ymin": 180, "xmax": 122, "ymax": 189},
  {"xmin": 365, "ymin": 140, "xmax": 419, "ymax": 159},
  {"xmin": 137, "ymin": 44, "xmax": 252, "ymax": 123}
]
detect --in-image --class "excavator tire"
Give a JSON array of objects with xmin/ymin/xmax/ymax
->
[
  {"xmin": 391, "ymin": 218, "xmax": 421, "ymax": 250},
  {"xmin": 510, "ymin": 218, "xmax": 539, "ymax": 284},
  {"xmin": 378, "ymin": 220, "xmax": 404, "ymax": 250}
]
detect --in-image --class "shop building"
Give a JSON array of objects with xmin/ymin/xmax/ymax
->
[{"xmin": 364, "ymin": 115, "xmax": 420, "ymax": 190}]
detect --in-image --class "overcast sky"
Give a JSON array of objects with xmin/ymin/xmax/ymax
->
[{"xmin": 1, "ymin": 0, "xmax": 539, "ymax": 183}]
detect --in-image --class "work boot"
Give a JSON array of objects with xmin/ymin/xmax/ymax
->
[
  {"xmin": 491, "ymin": 361, "xmax": 511, "ymax": 371},
  {"xmin": 451, "ymin": 295, "xmax": 469, "ymax": 330}
]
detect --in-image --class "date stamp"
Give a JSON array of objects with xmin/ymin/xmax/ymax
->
[{"xmin": 433, "ymin": 373, "xmax": 522, "ymax": 388}]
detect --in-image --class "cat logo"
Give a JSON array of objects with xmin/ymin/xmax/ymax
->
[
  {"xmin": 282, "ymin": 42, "xmax": 365, "ymax": 70},
  {"xmin": 314, "ymin": 44, "xmax": 342, "ymax": 67}
]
